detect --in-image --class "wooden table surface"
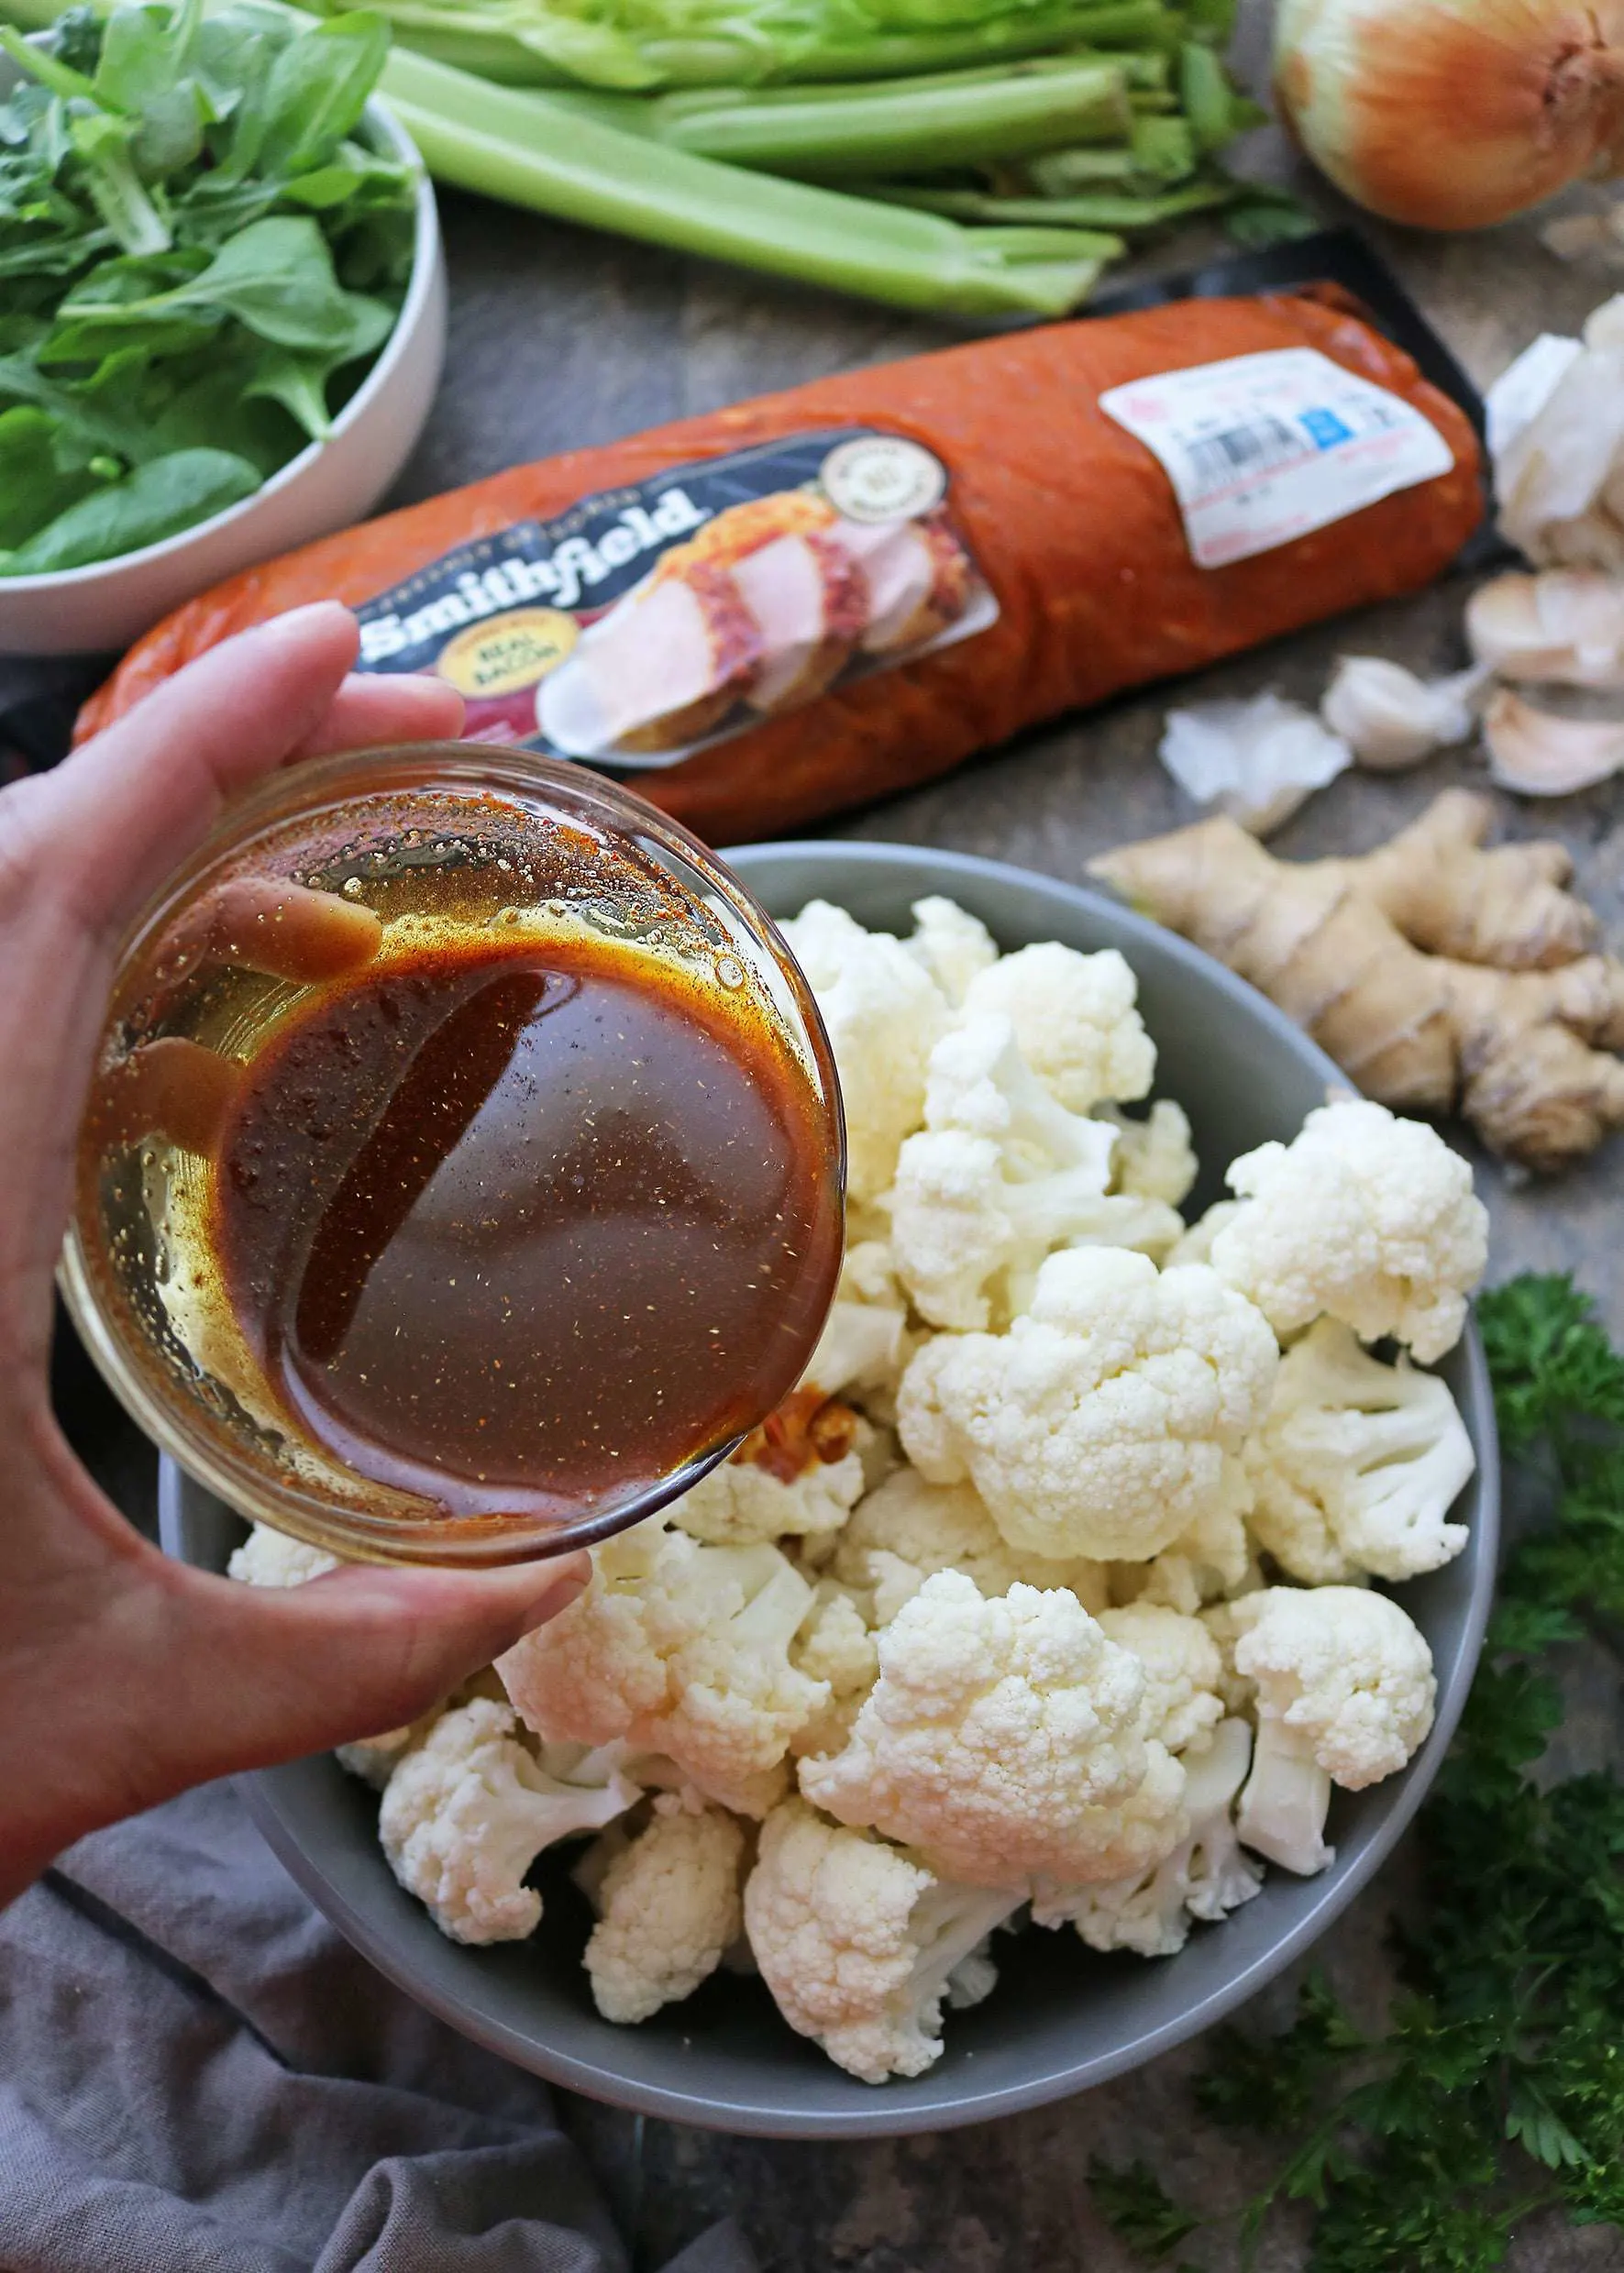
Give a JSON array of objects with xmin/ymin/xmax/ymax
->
[{"xmin": 30, "ymin": 99, "xmax": 1624, "ymax": 2273}]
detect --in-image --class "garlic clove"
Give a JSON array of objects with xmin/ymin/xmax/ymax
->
[
  {"xmin": 1482, "ymin": 688, "xmax": 1624, "ymax": 795},
  {"xmin": 1496, "ymin": 298, "xmax": 1624, "ymax": 568},
  {"xmin": 1320, "ymin": 655, "xmax": 1486, "ymax": 768},
  {"xmin": 1485, "ymin": 332, "xmax": 1583, "ymax": 459},
  {"xmin": 1466, "ymin": 568, "xmax": 1624, "ymax": 685},
  {"xmin": 1158, "ymin": 691, "xmax": 1352, "ymax": 835}
]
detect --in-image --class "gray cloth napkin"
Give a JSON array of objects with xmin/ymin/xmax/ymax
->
[{"xmin": 0, "ymin": 1781, "xmax": 755, "ymax": 2273}]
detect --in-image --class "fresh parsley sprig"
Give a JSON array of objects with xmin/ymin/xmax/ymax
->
[{"xmin": 1090, "ymin": 1274, "xmax": 1624, "ymax": 2273}]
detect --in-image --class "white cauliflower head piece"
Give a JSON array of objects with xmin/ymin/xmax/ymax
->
[
  {"xmin": 898, "ymin": 1246, "xmax": 1279, "ymax": 1561},
  {"xmin": 581, "ymin": 1796, "xmax": 746, "ymax": 2024},
  {"xmin": 1232, "ymin": 1585, "xmax": 1436, "ymax": 1877},
  {"xmin": 904, "ymin": 895, "xmax": 999, "ymax": 1006},
  {"xmin": 779, "ymin": 899, "xmax": 947, "ymax": 1205},
  {"xmin": 497, "ymin": 1527, "xmax": 829, "ymax": 1817},
  {"xmin": 1211, "ymin": 1098, "xmax": 1488, "ymax": 1363},
  {"xmin": 1104, "ymin": 1098, "xmax": 1199, "ymax": 1208},
  {"xmin": 886, "ymin": 1012, "xmax": 1182, "ymax": 1331},
  {"xmin": 1248, "ymin": 1319, "xmax": 1475, "ymax": 1583},
  {"xmin": 799, "ymin": 1571, "xmax": 1186, "ymax": 1887},
  {"xmin": 743, "ymin": 1798, "xmax": 1021, "ymax": 2084},
  {"xmin": 1097, "ymin": 1603, "xmax": 1226, "ymax": 1757},
  {"xmin": 668, "ymin": 1416, "xmax": 870, "ymax": 1549},
  {"xmin": 227, "ymin": 1522, "xmax": 338, "ymax": 1587},
  {"xmin": 379, "ymin": 1699, "xmax": 638, "ymax": 1944},
  {"xmin": 1033, "ymin": 1716, "xmax": 1260, "ymax": 1957},
  {"xmin": 833, "ymin": 1467, "xmax": 1109, "ymax": 1626},
  {"xmin": 961, "ymin": 941, "xmax": 1155, "ymax": 1111}
]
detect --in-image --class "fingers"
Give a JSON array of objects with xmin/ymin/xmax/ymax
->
[
  {"xmin": 0, "ymin": 604, "xmax": 458, "ymax": 1363},
  {"xmin": 143, "ymin": 1554, "xmax": 591, "ymax": 1790},
  {"xmin": 294, "ymin": 668, "xmax": 464, "ymax": 759},
  {"xmin": 18, "ymin": 605, "xmax": 363, "ymax": 945}
]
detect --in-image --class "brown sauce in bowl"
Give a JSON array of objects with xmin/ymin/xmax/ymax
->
[{"xmin": 207, "ymin": 930, "xmax": 841, "ymax": 1523}]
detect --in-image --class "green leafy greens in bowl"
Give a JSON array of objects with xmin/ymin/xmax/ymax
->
[{"xmin": 0, "ymin": 0, "xmax": 414, "ymax": 577}]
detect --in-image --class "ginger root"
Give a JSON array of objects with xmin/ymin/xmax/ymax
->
[{"xmin": 1091, "ymin": 789, "xmax": 1624, "ymax": 1175}]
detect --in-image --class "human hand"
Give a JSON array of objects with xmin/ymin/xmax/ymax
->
[{"xmin": 0, "ymin": 604, "xmax": 588, "ymax": 1905}]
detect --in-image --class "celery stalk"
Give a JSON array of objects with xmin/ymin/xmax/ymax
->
[
  {"xmin": 314, "ymin": 0, "xmax": 1179, "ymax": 91},
  {"xmin": 550, "ymin": 60, "xmax": 1132, "ymax": 175},
  {"xmin": 873, "ymin": 177, "xmax": 1242, "ymax": 226},
  {"xmin": 380, "ymin": 46, "xmax": 1115, "ymax": 313}
]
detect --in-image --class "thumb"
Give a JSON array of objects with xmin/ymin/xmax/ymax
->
[{"xmin": 146, "ymin": 1553, "xmax": 591, "ymax": 1793}]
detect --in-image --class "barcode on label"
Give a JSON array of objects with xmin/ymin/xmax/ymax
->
[
  {"xmin": 1179, "ymin": 414, "xmax": 1303, "ymax": 494},
  {"xmin": 1099, "ymin": 347, "xmax": 1455, "ymax": 570}
]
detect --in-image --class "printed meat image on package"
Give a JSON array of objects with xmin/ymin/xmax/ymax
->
[{"xmin": 354, "ymin": 430, "xmax": 994, "ymax": 769}]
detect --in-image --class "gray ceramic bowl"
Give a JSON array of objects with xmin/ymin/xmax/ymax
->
[{"xmin": 159, "ymin": 841, "xmax": 1499, "ymax": 2139}]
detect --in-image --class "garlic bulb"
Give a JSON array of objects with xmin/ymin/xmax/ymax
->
[
  {"xmin": 1466, "ymin": 568, "xmax": 1624, "ymax": 684},
  {"xmin": 1158, "ymin": 692, "xmax": 1352, "ymax": 835},
  {"xmin": 1320, "ymin": 656, "xmax": 1486, "ymax": 767},
  {"xmin": 1483, "ymin": 687, "xmax": 1624, "ymax": 792},
  {"xmin": 1493, "ymin": 296, "xmax": 1624, "ymax": 567},
  {"xmin": 1274, "ymin": 0, "xmax": 1624, "ymax": 230}
]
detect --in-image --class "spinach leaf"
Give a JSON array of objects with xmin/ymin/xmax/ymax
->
[
  {"xmin": 61, "ymin": 214, "xmax": 395, "ymax": 355},
  {"xmin": 0, "ymin": 445, "xmax": 260, "ymax": 574},
  {"xmin": 254, "ymin": 13, "xmax": 390, "ymax": 179},
  {"xmin": 0, "ymin": 404, "xmax": 103, "ymax": 547},
  {"xmin": 0, "ymin": 1, "xmax": 403, "ymax": 571}
]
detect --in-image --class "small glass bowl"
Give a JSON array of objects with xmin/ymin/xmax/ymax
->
[{"xmin": 62, "ymin": 745, "xmax": 845, "ymax": 1565}]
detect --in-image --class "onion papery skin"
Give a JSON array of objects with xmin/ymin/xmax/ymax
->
[{"xmin": 1274, "ymin": 0, "xmax": 1624, "ymax": 228}]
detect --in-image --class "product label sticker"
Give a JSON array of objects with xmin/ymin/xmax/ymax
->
[
  {"xmin": 1099, "ymin": 347, "xmax": 1455, "ymax": 569},
  {"xmin": 351, "ymin": 429, "xmax": 996, "ymax": 770}
]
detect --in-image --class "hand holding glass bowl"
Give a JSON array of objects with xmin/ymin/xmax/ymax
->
[
  {"xmin": 65, "ymin": 696, "xmax": 845, "ymax": 1566},
  {"xmin": 0, "ymin": 601, "xmax": 840, "ymax": 1907}
]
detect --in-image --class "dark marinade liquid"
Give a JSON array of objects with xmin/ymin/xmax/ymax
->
[{"xmin": 211, "ymin": 932, "xmax": 840, "ymax": 1522}]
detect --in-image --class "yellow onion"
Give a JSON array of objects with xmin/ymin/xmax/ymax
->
[{"xmin": 1274, "ymin": 0, "xmax": 1624, "ymax": 228}]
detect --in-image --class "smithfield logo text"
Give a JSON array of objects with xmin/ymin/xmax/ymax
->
[{"xmin": 357, "ymin": 489, "xmax": 712, "ymax": 665}]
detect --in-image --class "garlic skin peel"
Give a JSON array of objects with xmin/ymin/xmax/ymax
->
[
  {"xmin": 1158, "ymin": 692, "xmax": 1352, "ymax": 835},
  {"xmin": 1320, "ymin": 656, "xmax": 1486, "ymax": 767},
  {"xmin": 1273, "ymin": 0, "xmax": 1624, "ymax": 230},
  {"xmin": 1483, "ymin": 687, "xmax": 1624, "ymax": 792},
  {"xmin": 1466, "ymin": 568, "xmax": 1624, "ymax": 685},
  {"xmin": 1494, "ymin": 296, "xmax": 1624, "ymax": 568}
]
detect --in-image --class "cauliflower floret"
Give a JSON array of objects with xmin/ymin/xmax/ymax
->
[
  {"xmin": 378, "ymin": 1699, "xmax": 638, "ymax": 1944},
  {"xmin": 1167, "ymin": 1200, "xmax": 1242, "ymax": 1268},
  {"xmin": 888, "ymin": 1012, "xmax": 1187, "ymax": 1331},
  {"xmin": 1210, "ymin": 1098, "xmax": 1488, "ymax": 1363},
  {"xmin": 1033, "ymin": 1716, "xmax": 1260, "ymax": 1957},
  {"xmin": 898, "ymin": 1247, "xmax": 1278, "ymax": 1562},
  {"xmin": 961, "ymin": 941, "xmax": 1155, "ymax": 1112},
  {"xmin": 227, "ymin": 1522, "xmax": 337, "ymax": 1587},
  {"xmin": 1111, "ymin": 1461, "xmax": 1255, "ymax": 1615},
  {"xmin": 1101, "ymin": 1099, "xmax": 1199, "ymax": 1208},
  {"xmin": 799, "ymin": 1570, "xmax": 1186, "ymax": 1887},
  {"xmin": 497, "ymin": 1527, "xmax": 829, "ymax": 1816},
  {"xmin": 1097, "ymin": 1604, "xmax": 1225, "ymax": 1757},
  {"xmin": 887, "ymin": 1130, "xmax": 1181, "ymax": 1333},
  {"xmin": 791, "ymin": 1585, "xmax": 881, "ymax": 1760},
  {"xmin": 1199, "ymin": 1596, "xmax": 1261, "ymax": 1718},
  {"xmin": 833, "ymin": 1468, "xmax": 1109, "ymax": 1626},
  {"xmin": 905, "ymin": 895, "xmax": 999, "ymax": 1006},
  {"xmin": 1232, "ymin": 1586, "xmax": 1436, "ymax": 1876},
  {"xmin": 580, "ymin": 1796, "xmax": 747, "ymax": 2024},
  {"xmin": 779, "ymin": 899, "xmax": 947, "ymax": 1204},
  {"xmin": 743, "ymin": 1798, "xmax": 1022, "ymax": 2083},
  {"xmin": 669, "ymin": 1413, "xmax": 872, "ymax": 1549},
  {"xmin": 1248, "ymin": 1319, "xmax": 1475, "ymax": 1584}
]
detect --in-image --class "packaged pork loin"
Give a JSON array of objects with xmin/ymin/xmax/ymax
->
[{"xmin": 79, "ymin": 274, "xmax": 1485, "ymax": 844}]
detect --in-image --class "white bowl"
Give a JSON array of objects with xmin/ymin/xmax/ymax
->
[{"xmin": 0, "ymin": 78, "xmax": 447, "ymax": 657}]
